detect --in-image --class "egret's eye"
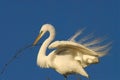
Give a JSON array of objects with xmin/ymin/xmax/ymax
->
[{"xmin": 40, "ymin": 31, "xmax": 43, "ymax": 34}]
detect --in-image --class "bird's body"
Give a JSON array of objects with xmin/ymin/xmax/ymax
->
[
  {"xmin": 49, "ymin": 49, "xmax": 85, "ymax": 75},
  {"xmin": 33, "ymin": 24, "xmax": 111, "ymax": 79}
]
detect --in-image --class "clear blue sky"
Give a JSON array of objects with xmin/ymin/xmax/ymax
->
[{"xmin": 0, "ymin": 0, "xmax": 119, "ymax": 80}]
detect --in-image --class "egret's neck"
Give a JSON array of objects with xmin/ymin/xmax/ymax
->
[
  {"xmin": 39, "ymin": 32, "xmax": 55, "ymax": 56},
  {"xmin": 37, "ymin": 28, "xmax": 55, "ymax": 67}
]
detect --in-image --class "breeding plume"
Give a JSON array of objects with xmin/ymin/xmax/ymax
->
[{"xmin": 33, "ymin": 24, "xmax": 111, "ymax": 80}]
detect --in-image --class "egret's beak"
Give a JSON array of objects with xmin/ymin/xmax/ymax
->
[{"xmin": 33, "ymin": 32, "xmax": 43, "ymax": 46}]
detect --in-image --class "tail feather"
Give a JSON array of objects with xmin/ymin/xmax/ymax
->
[
  {"xmin": 82, "ymin": 38, "xmax": 103, "ymax": 47},
  {"xmin": 69, "ymin": 28, "xmax": 86, "ymax": 41},
  {"xmin": 78, "ymin": 33, "xmax": 94, "ymax": 43},
  {"xmin": 69, "ymin": 28, "xmax": 111, "ymax": 57},
  {"xmin": 97, "ymin": 46, "xmax": 112, "ymax": 57},
  {"xmin": 89, "ymin": 42, "xmax": 112, "ymax": 52}
]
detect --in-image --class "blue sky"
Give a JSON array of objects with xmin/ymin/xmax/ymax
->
[{"xmin": 0, "ymin": 0, "xmax": 119, "ymax": 80}]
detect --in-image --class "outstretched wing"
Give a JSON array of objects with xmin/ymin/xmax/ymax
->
[
  {"xmin": 49, "ymin": 40, "xmax": 111, "ymax": 57},
  {"xmin": 49, "ymin": 29, "xmax": 111, "ymax": 57},
  {"xmin": 49, "ymin": 41, "xmax": 99, "ymax": 56}
]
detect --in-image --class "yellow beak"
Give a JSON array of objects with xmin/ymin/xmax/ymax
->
[{"xmin": 33, "ymin": 33, "xmax": 42, "ymax": 46}]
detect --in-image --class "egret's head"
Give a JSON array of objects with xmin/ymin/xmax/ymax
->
[
  {"xmin": 40, "ymin": 24, "xmax": 53, "ymax": 32},
  {"xmin": 33, "ymin": 24, "xmax": 55, "ymax": 46},
  {"xmin": 83, "ymin": 55, "xmax": 99, "ymax": 65}
]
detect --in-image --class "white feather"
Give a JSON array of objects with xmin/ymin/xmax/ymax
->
[{"xmin": 33, "ymin": 24, "xmax": 111, "ymax": 79}]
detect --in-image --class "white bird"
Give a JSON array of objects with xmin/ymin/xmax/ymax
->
[{"xmin": 33, "ymin": 24, "xmax": 111, "ymax": 80}]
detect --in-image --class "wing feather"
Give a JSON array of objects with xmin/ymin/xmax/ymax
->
[
  {"xmin": 68, "ymin": 28, "xmax": 86, "ymax": 41},
  {"xmin": 49, "ymin": 28, "xmax": 111, "ymax": 57},
  {"xmin": 49, "ymin": 40, "xmax": 111, "ymax": 57},
  {"xmin": 49, "ymin": 41, "xmax": 100, "ymax": 56}
]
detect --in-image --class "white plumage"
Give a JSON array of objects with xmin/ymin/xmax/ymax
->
[{"xmin": 33, "ymin": 24, "xmax": 111, "ymax": 80}]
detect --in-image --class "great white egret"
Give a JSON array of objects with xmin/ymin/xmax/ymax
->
[{"xmin": 33, "ymin": 24, "xmax": 111, "ymax": 80}]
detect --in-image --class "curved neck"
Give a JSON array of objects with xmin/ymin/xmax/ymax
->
[
  {"xmin": 39, "ymin": 31, "xmax": 55, "ymax": 56},
  {"xmin": 37, "ymin": 28, "xmax": 55, "ymax": 67}
]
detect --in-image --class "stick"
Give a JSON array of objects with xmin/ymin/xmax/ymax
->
[{"xmin": 0, "ymin": 43, "xmax": 41, "ymax": 76}]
